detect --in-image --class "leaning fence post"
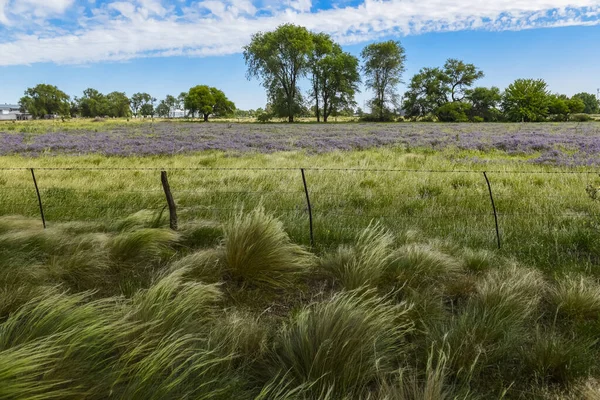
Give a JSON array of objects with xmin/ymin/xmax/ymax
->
[
  {"xmin": 161, "ymin": 170, "xmax": 178, "ymax": 230},
  {"xmin": 483, "ymin": 171, "xmax": 501, "ymax": 249},
  {"xmin": 30, "ymin": 168, "xmax": 46, "ymax": 229},
  {"xmin": 300, "ymin": 168, "xmax": 315, "ymax": 248}
]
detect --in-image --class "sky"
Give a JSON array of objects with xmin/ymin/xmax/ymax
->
[{"xmin": 0, "ymin": 0, "xmax": 599, "ymax": 110}]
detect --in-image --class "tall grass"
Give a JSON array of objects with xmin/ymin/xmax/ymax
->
[
  {"xmin": 271, "ymin": 289, "xmax": 413, "ymax": 398},
  {"xmin": 222, "ymin": 207, "xmax": 313, "ymax": 289}
]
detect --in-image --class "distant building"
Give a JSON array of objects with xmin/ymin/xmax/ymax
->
[{"xmin": 0, "ymin": 104, "xmax": 32, "ymax": 120}]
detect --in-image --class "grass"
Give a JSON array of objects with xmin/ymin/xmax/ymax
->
[{"xmin": 0, "ymin": 121, "xmax": 600, "ymax": 398}]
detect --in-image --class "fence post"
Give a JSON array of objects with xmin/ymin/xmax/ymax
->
[
  {"xmin": 300, "ymin": 168, "xmax": 315, "ymax": 248},
  {"xmin": 483, "ymin": 171, "xmax": 501, "ymax": 249},
  {"xmin": 161, "ymin": 170, "xmax": 178, "ymax": 231},
  {"xmin": 30, "ymin": 168, "xmax": 46, "ymax": 229}
]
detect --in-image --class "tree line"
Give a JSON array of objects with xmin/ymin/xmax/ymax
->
[
  {"xmin": 17, "ymin": 23, "xmax": 600, "ymax": 122},
  {"xmin": 18, "ymin": 85, "xmax": 236, "ymax": 121}
]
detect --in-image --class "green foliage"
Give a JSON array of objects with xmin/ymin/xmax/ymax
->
[
  {"xmin": 185, "ymin": 85, "xmax": 235, "ymax": 121},
  {"xmin": 443, "ymin": 59, "xmax": 485, "ymax": 102},
  {"xmin": 572, "ymin": 92, "xmax": 600, "ymax": 114},
  {"xmin": 257, "ymin": 112, "xmax": 272, "ymax": 123},
  {"xmin": 465, "ymin": 86, "xmax": 502, "ymax": 122},
  {"xmin": 272, "ymin": 289, "xmax": 412, "ymax": 398},
  {"xmin": 222, "ymin": 208, "xmax": 313, "ymax": 288},
  {"xmin": 361, "ymin": 40, "xmax": 406, "ymax": 121},
  {"xmin": 435, "ymin": 102, "xmax": 472, "ymax": 122},
  {"xmin": 130, "ymin": 92, "xmax": 153, "ymax": 118},
  {"xmin": 244, "ymin": 24, "xmax": 314, "ymax": 122},
  {"xmin": 19, "ymin": 84, "xmax": 71, "ymax": 119},
  {"xmin": 501, "ymin": 78, "xmax": 550, "ymax": 122}
]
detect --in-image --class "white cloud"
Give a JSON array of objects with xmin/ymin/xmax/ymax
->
[
  {"xmin": 9, "ymin": 0, "xmax": 75, "ymax": 18},
  {"xmin": 0, "ymin": 0, "xmax": 599, "ymax": 65}
]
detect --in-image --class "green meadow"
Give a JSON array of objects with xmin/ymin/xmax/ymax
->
[{"xmin": 0, "ymin": 121, "xmax": 600, "ymax": 399}]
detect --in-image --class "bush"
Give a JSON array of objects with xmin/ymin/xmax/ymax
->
[
  {"xmin": 272, "ymin": 289, "xmax": 412, "ymax": 397},
  {"xmin": 257, "ymin": 113, "xmax": 272, "ymax": 123},
  {"xmin": 222, "ymin": 208, "xmax": 313, "ymax": 289},
  {"xmin": 435, "ymin": 102, "xmax": 472, "ymax": 122},
  {"xmin": 471, "ymin": 116, "xmax": 484, "ymax": 123},
  {"xmin": 570, "ymin": 113, "xmax": 593, "ymax": 122}
]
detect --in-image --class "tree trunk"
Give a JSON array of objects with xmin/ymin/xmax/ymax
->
[
  {"xmin": 288, "ymin": 115, "xmax": 294, "ymax": 123},
  {"xmin": 203, "ymin": 114, "xmax": 209, "ymax": 122}
]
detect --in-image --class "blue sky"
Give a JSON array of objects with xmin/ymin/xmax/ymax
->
[{"xmin": 1, "ymin": 0, "xmax": 599, "ymax": 109}]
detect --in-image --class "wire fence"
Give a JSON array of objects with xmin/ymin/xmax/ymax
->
[{"xmin": 0, "ymin": 166, "xmax": 599, "ymax": 249}]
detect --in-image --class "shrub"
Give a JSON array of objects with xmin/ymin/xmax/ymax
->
[
  {"xmin": 320, "ymin": 223, "xmax": 394, "ymax": 289},
  {"xmin": 222, "ymin": 208, "xmax": 313, "ymax": 289},
  {"xmin": 272, "ymin": 289, "xmax": 412, "ymax": 398},
  {"xmin": 257, "ymin": 113, "xmax": 272, "ymax": 123},
  {"xmin": 435, "ymin": 102, "xmax": 472, "ymax": 122},
  {"xmin": 570, "ymin": 113, "xmax": 593, "ymax": 122}
]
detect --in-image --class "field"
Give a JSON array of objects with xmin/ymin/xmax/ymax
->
[{"xmin": 1, "ymin": 120, "xmax": 600, "ymax": 399}]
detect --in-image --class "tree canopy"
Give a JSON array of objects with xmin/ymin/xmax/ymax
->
[
  {"xmin": 361, "ymin": 40, "xmax": 406, "ymax": 121},
  {"xmin": 244, "ymin": 24, "xmax": 314, "ymax": 122},
  {"xmin": 184, "ymin": 85, "xmax": 235, "ymax": 121},
  {"xmin": 502, "ymin": 79, "xmax": 550, "ymax": 122},
  {"xmin": 19, "ymin": 84, "xmax": 70, "ymax": 119},
  {"xmin": 572, "ymin": 92, "xmax": 600, "ymax": 114}
]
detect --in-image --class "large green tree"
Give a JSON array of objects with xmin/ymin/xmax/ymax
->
[
  {"xmin": 465, "ymin": 86, "xmax": 502, "ymax": 122},
  {"xmin": 19, "ymin": 84, "xmax": 70, "ymax": 119},
  {"xmin": 443, "ymin": 59, "xmax": 484, "ymax": 102},
  {"xmin": 244, "ymin": 24, "xmax": 313, "ymax": 122},
  {"xmin": 501, "ymin": 79, "xmax": 550, "ymax": 122},
  {"xmin": 361, "ymin": 40, "xmax": 406, "ymax": 121},
  {"xmin": 402, "ymin": 67, "xmax": 449, "ymax": 118},
  {"xmin": 572, "ymin": 92, "xmax": 600, "ymax": 114},
  {"xmin": 78, "ymin": 88, "xmax": 107, "ymax": 118},
  {"xmin": 105, "ymin": 92, "xmax": 131, "ymax": 118},
  {"xmin": 184, "ymin": 85, "xmax": 235, "ymax": 121}
]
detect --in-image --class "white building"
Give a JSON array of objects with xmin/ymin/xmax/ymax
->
[{"xmin": 0, "ymin": 104, "xmax": 31, "ymax": 120}]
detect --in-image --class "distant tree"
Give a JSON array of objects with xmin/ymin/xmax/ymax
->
[
  {"xmin": 548, "ymin": 94, "xmax": 570, "ymax": 121},
  {"xmin": 465, "ymin": 86, "xmax": 502, "ymax": 122},
  {"xmin": 156, "ymin": 100, "xmax": 170, "ymax": 118},
  {"xmin": 78, "ymin": 88, "xmax": 107, "ymax": 118},
  {"xmin": 502, "ymin": 79, "xmax": 550, "ymax": 122},
  {"xmin": 403, "ymin": 68, "xmax": 449, "ymax": 118},
  {"xmin": 19, "ymin": 84, "xmax": 70, "ymax": 119},
  {"xmin": 140, "ymin": 103, "xmax": 154, "ymax": 118},
  {"xmin": 309, "ymin": 33, "xmax": 335, "ymax": 122},
  {"xmin": 69, "ymin": 98, "xmax": 80, "ymax": 117},
  {"xmin": 572, "ymin": 92, "xmax": 600, "ymax": 114},
  {"xmin": 361, "ymin": 40, "xmax": 406, "ymax": 121},
  {"xmin": 184, "ymin": 85, "xmax": 235, "ymax": 121},
  {"xmin": 244, "ymin": 24, "xmax": 314, "ymax": 122},
  {"xmin": 443, "ymin": 59, "xmax": 484, "ymax": 102},
  {"xmin": 567, "ymin": 97, "xmax": 586, "ymax": 115},
  {"xmin": 130, "ymin": 93, "xmax": 152, "ymax": 117},
  {"xmin": 105, "ymin": 92, "xmax": 131, "ymax": 118},
  {"xmin": 314, "ymin": 46, "xmax": 360, "ymax": 122},
  {"xmin": 177, "ymin": 92, "xmax": 188, "ymax": 116}
]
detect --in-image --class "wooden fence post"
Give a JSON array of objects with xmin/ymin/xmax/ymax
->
[
  {"xmin": 30, "ymin": 168, "xmax": 46, "ymax": 229},
  {"xmin": 301, "ymin": 168, "xmax": 314, "ymax": 248},
  {"xmin": 483, "ymin": 171, "xmax": 501, "ymax": 249},
  {"xmin": 161, "ymin": 171, "xmax": 178, "ymax": 230}
]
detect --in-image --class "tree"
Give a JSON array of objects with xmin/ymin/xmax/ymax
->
[
  {"xmin": 548, "ymin": 94, "xmax": 570, "ymax": 121},
  {"xmin": 402, "ymin": 68, "xmax": 449, "ymax": 118},
  {"xmin": 443, "ymin": 59, "xmax": 484, "ymax": 102},
  {"xmin": 19, "ymin": 84, "xmax": 70, "ymax": 119},
  {"xmin": 130, "ymin": 92, "xmax": 152, "ymax": 117},
  {"xmin": 465, "ymin": 87, "xmax": 502, "ymax": 122},
  {"xmin": 309, "ymin": 33, "xmax": 335, "ymax": 122},
  {"xmin": 244, "ymin": 24, "xmax": 314, "ymax": 122},
  {"xmin": 156, "ymin": 100, "xmax": 170, "ymax": 118},
  {"xmin": 105, "ymin": 92, "xmax": 131, "ymax": 118},
  {"xmin": 361, "ymin": 40, "xmax": 406, "ymax": 121},
  {"xmin": 78, "ymin": 88, "xmax": 107, "ymax": 118},
  {"xmin": 184, "ymin": 85, "xmax": 235, "ymax": 121},
  {"xmin": 571, "ymin": 93, "xmax": 597, "ymax": 114},
  {"xmin": 567, "ymin": 97, "xmax": 585, "ymax": 115},
  {"xmin": 501, "ymin": 79, "xmax": 550, "ymax": 122}
]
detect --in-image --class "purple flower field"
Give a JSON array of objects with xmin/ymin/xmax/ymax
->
[{"xmin": 1, "ymin": 122, "xmax": 600, "ymax": 166}]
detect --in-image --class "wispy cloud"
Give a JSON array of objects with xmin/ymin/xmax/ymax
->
[{"xmin": 0, "ymin": 0, "xmax": 598, "ymax": 66}]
